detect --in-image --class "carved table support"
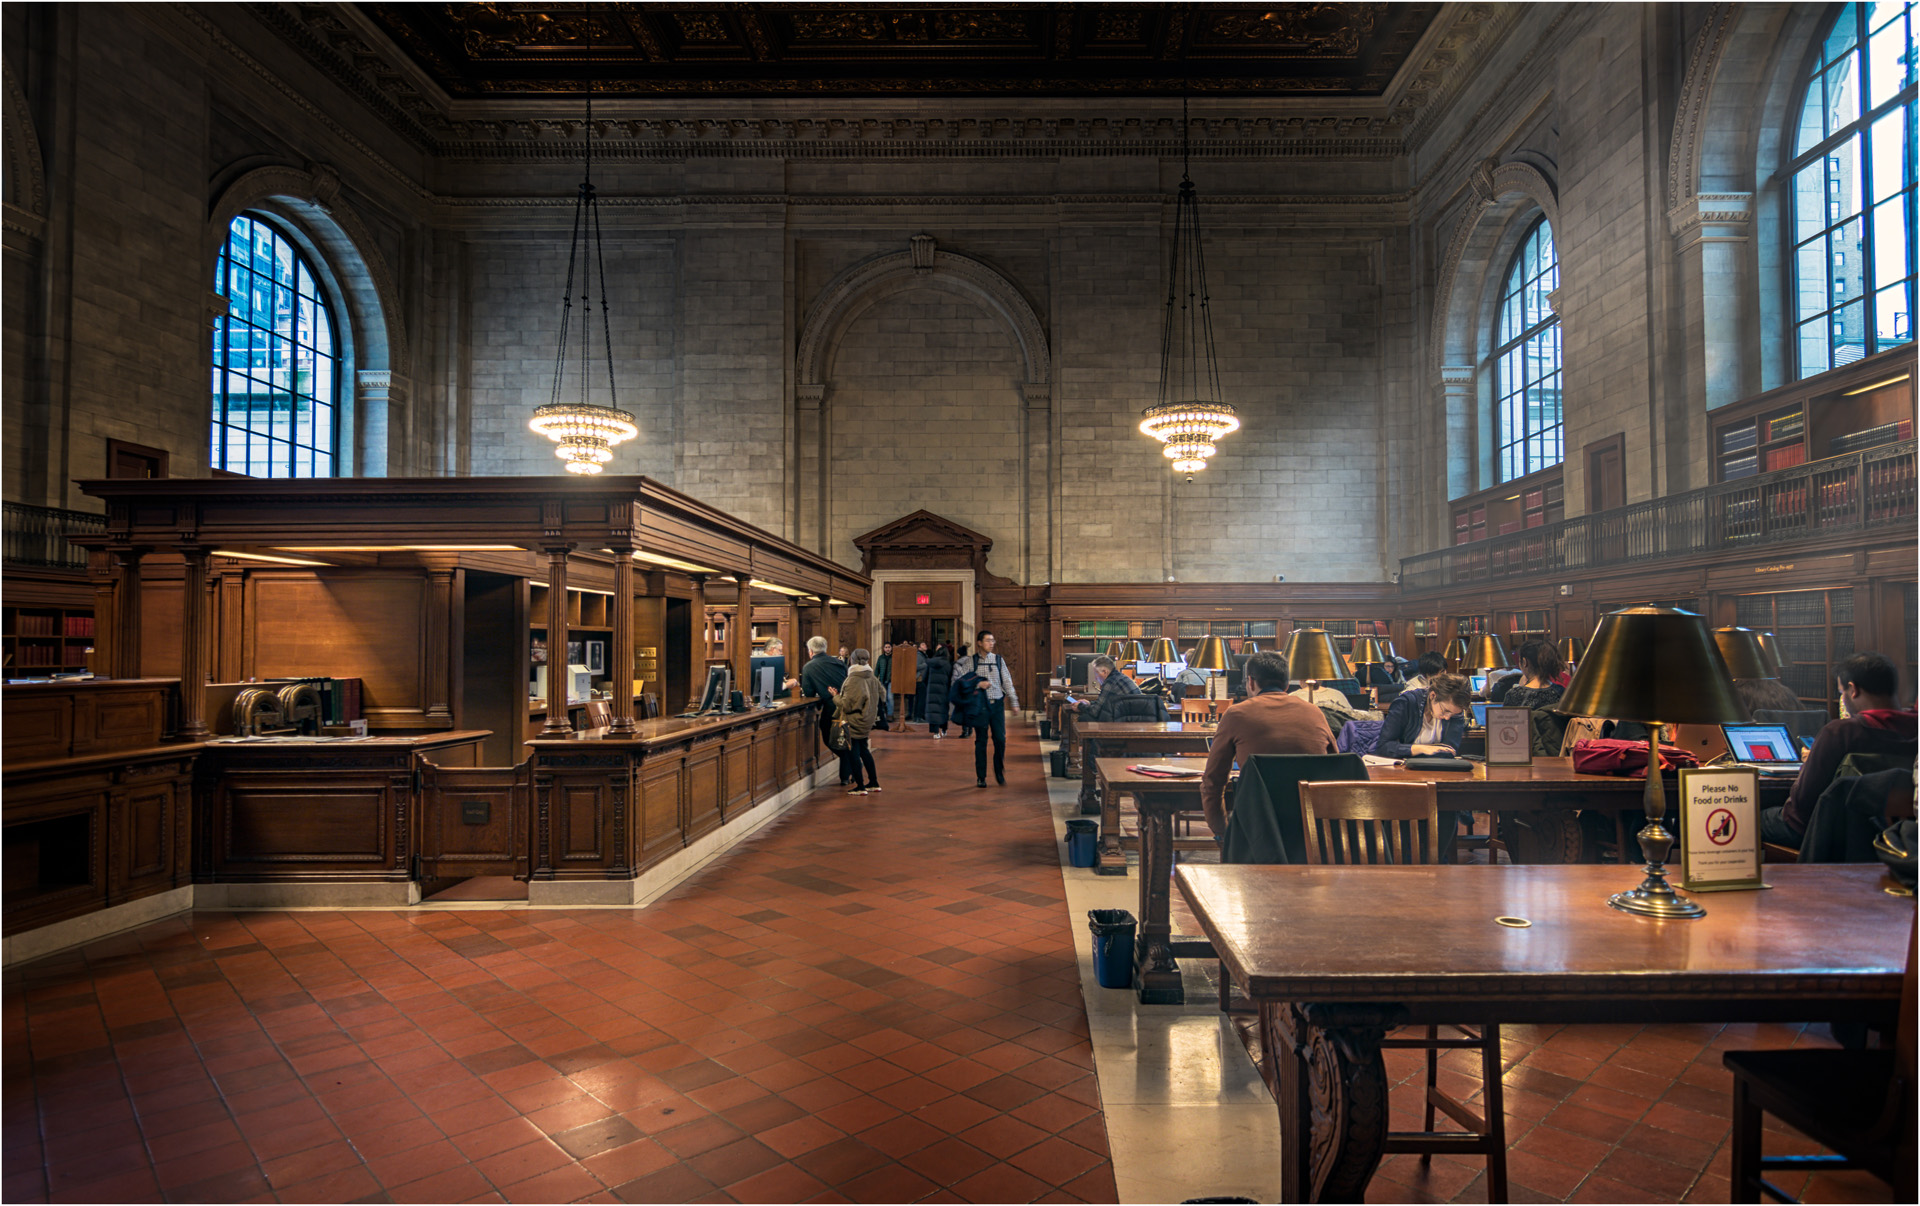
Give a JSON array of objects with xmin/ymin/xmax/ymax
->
[
  {"xmin": 1267, "ymin": 1001, "xmax": 1401, "ymax": 1203},
  {"xmin": 1131, "ymin": 786, "xmax": 1184, "ymax": 1004},
  {"xmin": 1092, "ymin": 740, "xmax": 1129, "ymax": 876}
]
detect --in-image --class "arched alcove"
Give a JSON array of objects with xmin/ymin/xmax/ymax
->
[{"xmin": 206, "ymin": 165, "xmax": 410, "ymax": 475}]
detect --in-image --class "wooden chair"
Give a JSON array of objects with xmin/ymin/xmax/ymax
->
[
  {"xmin": 1296, "ymin": 780, "xmax": 1510, "ymax": 1203},
  {"xmin": 582, "ymin": 699, "xmax": 612, "ymax": 728},
  {"xmin": 1723, "ymin": 917, "xmax": 1916, "ymax": 1203}
]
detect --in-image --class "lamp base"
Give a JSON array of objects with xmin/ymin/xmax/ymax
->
[{"xmin": 1608, "ymin": 878, "xmax": 1707, "ymax": 919}]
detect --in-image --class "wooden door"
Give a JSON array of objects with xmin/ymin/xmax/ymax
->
[{"xmin": 416, "ymin": 758, "xmax": 531, "ymax": 880}]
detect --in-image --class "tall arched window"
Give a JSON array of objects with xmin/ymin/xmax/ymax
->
[
  {"xmin": 1493, "ymin": 218, "xmax": 1562, "ymax": 482},
  {"xmin": 1787, "ymin": 1, "xmax": 1916, "ymax": 377},
  {"xmin": 211, "ymin": 215, "xmax": 339, "ymax": 477}
]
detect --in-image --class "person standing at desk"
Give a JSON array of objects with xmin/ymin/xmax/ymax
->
[
  {"xmin": 1201, "ymin": 651, "xmax": 1336, "ymax": 838},
  {"xmin": 800, "ymin": 636, "xmax": 852, "ymax": 786}
]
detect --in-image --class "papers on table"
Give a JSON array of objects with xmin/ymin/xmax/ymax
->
[
  {"xmin": 1361, "ymin": 754, "xmax": 1401, "ymax": 767},
  {"xmin": 1127, "ymin": 764, "xmax": 1201, "ymax": 778}
]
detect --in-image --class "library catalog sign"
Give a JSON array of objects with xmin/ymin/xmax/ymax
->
[{"xmin": 1677, "ymin": 768, "xmax": 1765, "ymax": 892}]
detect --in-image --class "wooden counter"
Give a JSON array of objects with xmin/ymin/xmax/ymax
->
[
  {"xmin": 523, "ymin": 697, "xmax": 824, "ymax": 880},
  {"xmin": 197, "ymin": 731, "xmax": 489, "ymax": 885}
]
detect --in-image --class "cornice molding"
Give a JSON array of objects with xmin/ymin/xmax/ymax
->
[
  {"xmin": 1412, "ymin": 4, "xmax": 1577, "ymax": 197},
  {"xmin": 428, "ymin": 192, "xmax": 1414, "ymax": 210},
  {"xmin": 426, "ymin": 130, "xmax": 1407, "ymax": 160}
]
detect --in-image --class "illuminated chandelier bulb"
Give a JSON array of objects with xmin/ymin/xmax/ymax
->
[{"xmin": 529, "ymin": 403, "xmax": 637, "ymax": 475}]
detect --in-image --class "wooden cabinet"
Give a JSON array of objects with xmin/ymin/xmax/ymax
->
[
  {"xmin": 1713, "ymin": 347, "xmax": 1915, "ymax": 482},
  {"xmin": 3, "ymin": 604, "xmax": 95, "ymax": 672}
]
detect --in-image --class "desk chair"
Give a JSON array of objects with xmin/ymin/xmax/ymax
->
[
  {"xmin": 1723, "ymin": 918, "xmax": 1916, "ymax": 1203},
  {"xmin": 583, "ymin": 699, "xmax": 612, "ymax": 728},
  {"xmin": 1296, "ymin": 780, "xmax": 1509, "ymax": 1203}
]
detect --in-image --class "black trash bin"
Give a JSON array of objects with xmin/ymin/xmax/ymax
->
[
  {"xmin": 1049, "ymin": 747, "xmax": 1069, "ymax": 779},
  {"xmin": 1086, "ymin": 909, "xmax": 1136, "ymax": 989},
  {"xmin": 1064, "ymin": 819, "xmax": 1099, "ymax": 868}
]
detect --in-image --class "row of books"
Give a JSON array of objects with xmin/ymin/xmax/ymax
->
[
  {"xmin": 63, "ymin": 616, "xmax": 94, "ymax": 637},
  {"xmin": 7, "ymin": 644, "xmax": 89, "ymax": 667},
  {"xmin": 1830, "ymin": 419, "xmax": 1913, "ymax": 455},
  {"xmin": 10, "ymin": 613, "xmax": 63, "ymax": 636}
]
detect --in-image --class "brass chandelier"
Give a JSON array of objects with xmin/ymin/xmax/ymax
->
[
  {"xmin": 1139, "ymin": 97, "xmax": 1239, "ymax": 479},
  {"xmin": 529, "ymin": 13, "xmax": 636, "ymax": 474}
]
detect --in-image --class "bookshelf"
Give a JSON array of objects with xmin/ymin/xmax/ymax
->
[
  {"xmin": 3, "ymin": 606, "xmax": 95, "ymax": 673},
  {"xmin": 528, "ymin": 584, "xmax": 615, "ymax": 712},
  {"xmin": 1293, "ymin": 618, "xmax": 1390, "ymax": 658},
  {"xmin": 1060, "ymin": 619, "xmax": 1161, "ymax": 656},
  {"xmin": 1713, "ymin": 350, "xmax": 1914, "ymax": 482}
]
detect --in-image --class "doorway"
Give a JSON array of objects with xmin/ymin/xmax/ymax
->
[{"xmin": 888, "ymin": 617, "xmax": 957, "ymax": 651}]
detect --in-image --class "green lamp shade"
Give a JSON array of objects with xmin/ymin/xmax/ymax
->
[{"xmin": 1559, "ymin": 606, "xmax": 1750, "ymax": 726}]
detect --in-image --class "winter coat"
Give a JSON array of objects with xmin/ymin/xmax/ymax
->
[
  {"xmin": 923, "ymin": 655, "xmax": 954, "ymax": 725},
  {"xmin": 800, "ymin": 653, "xmax": 847, "ymax": 713},
  {"xmin": 835, "ymin": 665, "xmax": 881, "ymax": 739}
]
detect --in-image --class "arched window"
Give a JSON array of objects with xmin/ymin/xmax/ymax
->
[
  {"xmin": 1493, "ymin": 218, "xmax": 1562, "ymax": 482},
  {"xmin": 1787, "ymin": 1, "xmax": 1916, "ymax": 377},
  {"xmin": 211, "ymin": 214, "xmax": 339, "ymax": 476}
]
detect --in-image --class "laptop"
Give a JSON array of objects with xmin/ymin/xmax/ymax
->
[
  {"xmin": 1470, "ymin": 674, "xmax": 1488, "ymax": 694},
  {"xmin": 1719, "ymin": 722, "xmax": 1806, "ymax": 774},
  {"xmin": 1470, "ymin": 702, "xmax": 1490, "ymax": 729}
]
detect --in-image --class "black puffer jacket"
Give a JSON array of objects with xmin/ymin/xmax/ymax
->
[{"xmin": 923, "ymin": 655, "xmax": 954, "ymax": 726}]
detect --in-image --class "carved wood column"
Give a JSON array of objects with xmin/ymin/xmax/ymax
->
[
  {"xmin": 176, "ymin": 545, "xmax": 211, "ymax": 740},
  {"xmin": 729, "ymin": 577, "xmax": 753, "ymax": 703},
  {"xmin": 687, "ymin": 574, "xmax": 709, "ymax": 709},
  {"xmin": 424, "ymin": 564, "xmax": 456, "ymax": 723},
  {"xmin": 86, "ymin": 550, "xmax": 117, "ymax": 677},
  {"xmin": 609, "ymin": 544, "xmax": 637, "ymax": 733},
  {"xmin": 109, "ymin": 546, "xmax": 145, "ymax": 678},
  {"xmin": 542, "ymin": 544, "xmax": 574, "ymax": 736}
]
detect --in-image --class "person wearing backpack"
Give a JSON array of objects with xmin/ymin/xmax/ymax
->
[{"xmin": 954, "ymin": 631, "xmax": 1020, "ymax": 788}]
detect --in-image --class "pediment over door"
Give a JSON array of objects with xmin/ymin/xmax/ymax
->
[{"xmin": 851, "ymin": 510, "xmax": 1015, "ymax": 585}]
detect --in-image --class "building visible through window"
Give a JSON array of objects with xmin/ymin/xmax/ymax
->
[
  {"xmin": 211, "ymin": 214, "xmax": 338, "ymax": 477},
  {"xmin": 1493, "ymin": 218, "xmax": 1563, "ymax": 482}
]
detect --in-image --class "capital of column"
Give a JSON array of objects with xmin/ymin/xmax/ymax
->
[
  {"xmin": 1438, "ymin": 365, "xmax": 1476, "ymax": 389},
  {"xmin": 795, "ymin": 383, "xmax": 826, "ymax": 409},
  {"xmin": 1667, "ymin": 192, "xmax": 1753, "ymax": 250}
]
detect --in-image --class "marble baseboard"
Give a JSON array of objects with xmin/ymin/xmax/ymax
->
[
  {"xmin": 3, "ymin": 887, "xmax": 195, "ymax": 969},
  {"xmin": 529, "ymin": 765, "xmax": 840, "ymax": 907},
  {"xmin": 194, "ymin": 881, "xmax": 424, "ymax": 910}
]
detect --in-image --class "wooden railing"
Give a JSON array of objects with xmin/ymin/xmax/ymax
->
[
  {"xmin": 1402, "ymin": 441, "xmax": 1917, "ymax": 590},
  {"xmin": 2, "ymin": 503, "xmax": 105, "ymax": 570}
]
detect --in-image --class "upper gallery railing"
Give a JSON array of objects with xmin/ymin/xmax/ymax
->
[
  {"xmin": 1401, "ymin": 440, "xmax": 1917, "ymax": 590},
  {"xmin": 3, "ymin": 503, "xmax": 106, "ymax": 570}
]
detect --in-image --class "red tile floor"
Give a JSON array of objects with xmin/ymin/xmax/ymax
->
[{"xmin": 3, "ymin": 716, "xmax": 1898, "ymax": 1204}]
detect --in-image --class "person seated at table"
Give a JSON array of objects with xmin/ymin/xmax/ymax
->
[
  {"xmin": 1200, "ymin": 651, "xmax": 1336, "ymax": 837},
  {"xmin": 1289, "ymin": 679, "xmax": 1348, "ymax": 708},
  {"xmin": 1486, "ymin": 669, "xmax": 1523, "ymax": 701},
  {"xmin": 1734, "ymin": 675, "xmax": 1805, "ymax": 717},
  {"xmin": 1376, "ymin": 674, "xmax": 1472, "ymax": 759},
  {"xmin": 1760, "ymin": 652, "xmax": 1917, "ymax": 849},
  {"xmin": 1064, "ymin": 656, "xmax": 1166, "ymax": 723},
  {"xmin": 1404, "ymin": 652, "xmax": 1446, "ymax": 691},
  {"xmin": 1500, "ymin": 640, "xmax": 1566, "ymax": 712}
]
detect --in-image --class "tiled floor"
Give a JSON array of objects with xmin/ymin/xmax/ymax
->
[
  {"xmin": 3, "ymin": 724, "xmax": 1113, "ymax": 1204},
  {"xmin": 3, "ymin": 717, "xmax": 1900, "ymax": 1204}
]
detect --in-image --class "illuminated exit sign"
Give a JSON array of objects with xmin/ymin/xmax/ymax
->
[{"xmin": 916, "ymin": 594, "xmax": 931, "ymax": 606}]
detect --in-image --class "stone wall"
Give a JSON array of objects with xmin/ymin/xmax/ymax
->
[{"xmin": 1, "ymin": 3, "xmax": 1862, "ymax": 588}]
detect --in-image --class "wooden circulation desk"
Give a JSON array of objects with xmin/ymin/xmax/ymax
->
[
  {"xmin": 1177, "ymin": 863, "xmax": 1909, "ymax": 1203},
  {"xmin": 521, "ymin": 697, "xmax": 823, "ymax": 882}
]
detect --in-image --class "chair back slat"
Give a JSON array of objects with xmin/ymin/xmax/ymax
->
[{"xmin": 1299, "ymin": 780, "xmax": 1442, "ymax": 866}]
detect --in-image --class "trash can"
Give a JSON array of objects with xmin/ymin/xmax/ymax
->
[
  {"xmin": 1039, "ymin": 719, "xmax": 1052, "ymax": 741},
  {"xmin": 1049, "ymin": 747, "xmax": 1070, "ymax": 779},
  {"xmin": 1086, "ymin": 909, "xmax": 1136, "ymax": 989},
  {"xmin": 1065, "ymin": 819, "xmax": 1099, "ymax": 868}
]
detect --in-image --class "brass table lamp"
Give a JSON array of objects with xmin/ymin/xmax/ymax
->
[
  {"xmin": 1443, "ymin": 636, "xmax": 1469, "ymax": 672},
  {"xmin": 1756, "ymin": 631, "xmax": 1786, "ymax": 678},
  {"xmin": 1351, "ymin": 637, "xmax": 1392, "ymax": 668},
  {"xmin": 1104, "ymin": 639, "xmax": 1127, "ymax": 660},
  {"xmin": 1241, "ymin": 639, "xmax": 1261, "ymax": 655},
  {"xmin": 1559, "ymin": 605, "xmax": 1749, "ymax": 919},
  {"xmin": 1286, "ymin": 629, "xmax": 1351, "ymax": 687},
  {"xmin": 1712, "ymin": 626, "xmax": 1777, "ymax": 680},
  {"xmin": 1464, "ymin": 633, "xmax": 1512, "ymax": 672},
  {"xmin": 1125, "ymin": 640, "xmax": 1150, "ymax": 664},
  {"xmin": 1146, "ymin": 637, "xmax": 1180, "ymax": 666},
  {"xmin": 1559, "ymin": 636, "xmax": 1586, "ymax": 669},
  {"xmin": 1190, "ymin": 635, "xmax": 1232, "ymax": 672}
]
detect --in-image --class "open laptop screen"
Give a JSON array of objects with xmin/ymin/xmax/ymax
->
[
  {"xmin": 1469, "ymin": 674, "xmax": 1488, "ymax": 694},
  {"xmin": 1721, "ymin": 723, "xmax": 1801, "ymax": 764},
  {"xmin": 1471, "ymin": 702, "xmax": 1489, "ymax": 728}
]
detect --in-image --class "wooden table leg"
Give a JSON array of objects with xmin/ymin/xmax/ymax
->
[
  {"xmin": 1078, "ymin": 736, "xmax": 1101, "ymax": 816},
  {"xmin": 1268, "ymin": 1002, "xmax": 1396, "ymax": 1202},
  {"xmin": 1095, "ymin": 756, "xmax": 1128, "ymax": 876},
  {"xmin": 1132, "ymin": 791, "xmax": 1183, "ymax": 1004}
]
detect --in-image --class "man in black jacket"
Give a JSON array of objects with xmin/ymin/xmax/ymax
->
[{"xmin": 799, "ymin": 636, "xmax": 852, "ymax": 785}]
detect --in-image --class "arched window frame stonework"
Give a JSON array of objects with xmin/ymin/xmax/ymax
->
[
  {"xmin": 205, "ymin": 165, "xmax": 410, "ymax": 477},
  {"xmin": 1429, "ymin": 160, "xmax": 1561, "ymax": 537},
  {"xmin": 792, "ymin": 235, "xmax": 1053, "ymax": 579}
]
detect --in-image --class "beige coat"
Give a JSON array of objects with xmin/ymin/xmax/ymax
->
[{"xmin": 836, "ymin": 665, "xmax": 882, "ymax": 738}]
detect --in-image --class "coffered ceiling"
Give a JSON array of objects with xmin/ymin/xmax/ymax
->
[{"xmin": 356, "ymin": 2, "xmax": 1443, "ymax": 97}]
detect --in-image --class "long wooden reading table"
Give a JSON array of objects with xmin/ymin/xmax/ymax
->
[
  {"xmin": 1074, "ymin": 721, "xmax": 1217, "ymax": 873},
  {"xmin": 1176, "ymin": 863, "xmax": 1909, "ymax": 1203},
  {"xmin": 1095, "ymin": 754, "xmax": 1797, "ymax": 1003}
]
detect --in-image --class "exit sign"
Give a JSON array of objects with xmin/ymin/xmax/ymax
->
[{"xmin": 916, "ymin": 594, "xmax": 930, "ymax": 606}]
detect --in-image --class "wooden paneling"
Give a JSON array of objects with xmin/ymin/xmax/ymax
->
[
  {"xmin": 685, "ymin": 739, "xmax": 724, "ymax": 842},
  {"xmin": 219, "ymin": 781, "xmax": 392, "ymax": 865},
  {"xmin": 3, "ymin": 680, "xmax": 175, "ymax": 765},
  {"xmin": 637, "ymin": 759, "xmax": 683, "ymax": 867},
  {"xmin": 417, "ymin": 760, "xmax": 528, "ymax": 878},
  {"xmin": 3, "ymin": 694, "xmax": 72, "ymax": 763},
  {"xmin": 249, "ymin": 571, "xmax": 429, "ymax": 721},
  {"xmin": 556, "ymin": 784, "xmax": 603, "ymax": 862},
  {"xmin": 724, "ymin": 739, "xmax": 752, "ymax": 819},
  {"xmin": 885, "ymin": 582, "xmax": 964, "ymax": 612}
]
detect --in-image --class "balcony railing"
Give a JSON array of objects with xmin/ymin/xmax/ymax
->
[
  {"xmin": 3, "ymin": 503, "xmax": 106, "ymax": 570},
  {"xmin": 1401, "ymin": 440, "xmax": 1917, "ymax": 591}
]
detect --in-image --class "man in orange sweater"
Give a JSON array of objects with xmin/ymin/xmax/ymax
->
[{"xmin": 1201, "ymin": 650, "xmax": 1337, "ymax": 837}]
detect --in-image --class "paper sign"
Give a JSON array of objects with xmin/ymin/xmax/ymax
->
[
  {"xmin": 1485, "ymin": 706, "xmax": 1533, "ymax": 765},
  {"xmin": 1678, "ymin": 767, "xmax": 1766, "ymax": 892}
]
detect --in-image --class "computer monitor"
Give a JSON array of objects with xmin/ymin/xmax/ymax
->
[
  {"xmin": 1469, "ymin": 674, "xmax": 1489, "ymax": 694},
  {"xmin": 690, "ymin": 665, "xmax": 730, "ymax": 716},
  {"xmin": 1065, "ymin": 653, "xmax": 1100, "ymax": 689},
  {"xmin": 749, "ymin": 655, "xmax": 786, "ymax": 704},
  {"xmin": 1471, "ymin": 702, "xmax": 1490, "ymax": 728},
  {"xmin": 1721, "ymin": 722, "xmax": 1803, "ymax": 764}
]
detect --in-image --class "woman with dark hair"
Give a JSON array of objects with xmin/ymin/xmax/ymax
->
[
  {"xmin": 924, "ymin": 643, "xmax": 955, "ymax": 738},
  {"xmin": 1376, "ymin": 673, "xmax": 1473, "ymax": 759},
  {"xmin": 1503, "ymin": 641, "xmax": 1566, "ymax": 712}
]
